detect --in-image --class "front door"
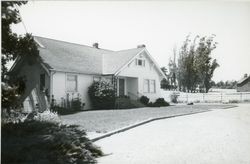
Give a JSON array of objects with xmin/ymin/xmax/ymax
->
[{"xmin": 119, "ymin": 78, "xmax": 125, "ymax": 96}]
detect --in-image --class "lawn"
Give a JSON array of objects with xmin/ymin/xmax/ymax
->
[{"xmin": 61, "ymin": 104, "xmax": 235, "ymax": 135}]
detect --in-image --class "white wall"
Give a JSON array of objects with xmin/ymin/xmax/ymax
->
[
  {"xmin": 119, "ymin": 51, "xmax": 164, "ymax": 102},
  {"xmin": 52, "ymin": 72, "xmax": 95, "ymax": 109}
]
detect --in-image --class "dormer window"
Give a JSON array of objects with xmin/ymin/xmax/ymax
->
[{"xmin": 136, "ymin": 59, "xmax": 145, "ymax": 67}]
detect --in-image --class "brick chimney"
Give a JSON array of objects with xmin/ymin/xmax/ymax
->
[
  {"xmin": 137, "ymin": 44, "xmax": 146, "ymax": 48},
  {"xmin": 93, "ymin": 43, "xmax": 99, "ymax": 49},
  {"xmin": 244, "ymin": 73, "xmax": 248, "ymax": 78}
]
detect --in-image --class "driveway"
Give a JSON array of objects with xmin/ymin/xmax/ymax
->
[{"xmin": 96, "ymin": 104, "xmax": 250, "ymax": 164}]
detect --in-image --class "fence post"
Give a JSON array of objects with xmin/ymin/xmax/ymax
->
[
  {"xmin": 221, "ymin": 93, "xmax": 223, "ymax": 102},
  {"xmin": 240, "ymin": 93, "xmax": 242, "ymax": 102},
  {"xmin": 186, "ymin": 93, "xmax": 188, "ymax": 103},
  {"xmin": 203, "ymin": 93, "xmax": 205, "ymax": 102}
]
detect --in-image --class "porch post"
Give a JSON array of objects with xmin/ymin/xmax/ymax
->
[{"xmin": 112, "ymin": 75, "xmax": 118, "ymax": 97}]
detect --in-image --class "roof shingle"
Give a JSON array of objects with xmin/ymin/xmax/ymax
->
[{"xmin": 34, "ymin": 36, "xmax": 143, "ymax": 75}]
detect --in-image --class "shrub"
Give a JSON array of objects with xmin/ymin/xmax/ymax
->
[
  {"xmin": 115, "ymin": 97, "xmax": 145, "ymax": 109},
  {"xmin": 147, "ymin": 98, "xmax": 169, "ymax": 107},
  {"xmin": 170, "ymin": 92, "xmax": 179, "ymax": 103},
  {"xmin": 140, "ymin": 96, "xmax": 150, "ymax": 105},
  {"xmin": 1, "ymin": 109, "xmax": 26, "ymax": 124},
  {"xmin": 147, "ymin": 102, "xmax": 154, "ymax": 107},
  {"xmin": 88, "ymin": 81, "xmax": 115, "ymax": 109},
  {"xmin": 33, "ymin": 110, "xmax": 61, "ymax": 123},
  {"xmin": 154, "ymin": 98, "xmax": 170, "ymax": 107},
  {"xmin": 229, "ymin": 100, "xmax": 239, "ymax": 103},
  {"xmin": 51, "ymin": 96, "xmax": 85, "ymax": 115},
  {"xmin": 71, "ymin": 98, "xmax": 84, "ymax": 111},
  {"xmin": 2, "ymin": 121, "xmax": 103, "ymax": 163}
]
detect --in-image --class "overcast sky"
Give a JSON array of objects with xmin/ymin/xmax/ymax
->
[{"xmin": 12, "ymin": 1, "xmax": 250, "ymax": 82}]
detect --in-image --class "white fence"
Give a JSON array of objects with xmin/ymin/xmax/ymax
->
[{"xmin": 161, "ymin": 90, "xmax": 250, "ymax": 103}]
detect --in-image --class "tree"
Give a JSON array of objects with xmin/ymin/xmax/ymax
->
[
  {"xmin": 1, "ymin": 1, "xmax": 39, "ymax": 109},
  {"xmin": 195, "ymin": 35, "xmax": 219, "ymax": 92},
  {"xmin": 168, "ymin": 46, "xmax": 177, "ymax": 87},
  {"xmin": 177, "ymin": 34, "xmax": 219, "ymax": 93}
]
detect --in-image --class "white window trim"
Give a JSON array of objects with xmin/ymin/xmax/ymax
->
[
  {"xmin": 150, "ymin": 79, "xmax": 156, "ymax": 93},
  {"xmin": 136, "ymin": 58, "xmax": 145, "ymax": 67},
  {"xmin": 143, "ymin": 79, "xmax": 156, "ymax": 93},
  {"xmin": 66, "ymin": 73, "xmax": 78, "ymax": 93},
  {"xmin": 143, "ymin": 79, "xmax": 150, "ymax": 93}
]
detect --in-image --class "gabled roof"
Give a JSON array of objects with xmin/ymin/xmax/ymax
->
[
  {"xmin": 237, "ymin": 75, "xmax": 250, "ymax": 87},
  {"xmin": 34, "ymin": 36, "xmax": 112, "ymax": 74},
  {"xmin": 103, "ymin": 48, "xmax": 144, "ymax": 74},
  {"xmin": 34, "ymin": 36, "xmax": 145, "ymax": 75}
]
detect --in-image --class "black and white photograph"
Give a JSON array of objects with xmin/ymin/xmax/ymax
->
[{"xmin": 1, "ymin": 0, "xmax": 250, "ymax": 163}]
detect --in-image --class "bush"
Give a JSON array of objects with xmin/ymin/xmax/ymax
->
[
  {"xmin": 170, "ymin": 92, "xmax": 179, "ymax": 103},
  {"xmin": 115, "ymin": 97, "xmax": 145, "ymax": 109},
  {"xmin": 1, "ymin": 109, "xmax": 26, "ymax": 124},
  {"xmin": 51, "ymin": 96, "xmax": 85, "ymax": 115},
  {"xmin": 229, "ymin": 100, "xmax": 239, "ymax": 103},
  {"xmin": 88, "ymin": 81, "xmax": 115, "ymax": 109},
  {"xmin": 71, "ymin": 98, "xmax": 84, "ymax": 111},
  {"xmin": 148, "ymin": 98, "xmax": 170, "ymax": 107},
  {"xmin": 2, "ymin": 121, "xmax": 103, "ymax": 164},
  {"xmin": 140, "ymin": 96, "xmax": 150, "ymax": 105},
  {"xmin": 154, "ymin": 98, "xmax": 170, "ymax": 107},
  {"xmin": 33, "ymin": 110, "xmax": 61, "ymax": 123}
]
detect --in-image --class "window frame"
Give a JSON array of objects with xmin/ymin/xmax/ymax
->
[
  {"xmin": 143, "ymin": 79, "xmax": 150, "ymax": 93},
  {"xmin": 136, "ymin": 59, "xmax": 145, "ymax": 67},
  {"xmin": 150, "ymin": 80, "xmax": 156, "ymax": 93},
  {"xmin": 143, "ymin": 79, "xmax": 156, "ymax": 93},
  {"xmin": 66, "ymin": 74, "xmax": 78, "ymax": 93}
]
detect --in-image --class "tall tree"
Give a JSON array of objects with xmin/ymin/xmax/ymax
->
[
  {"xmin": 2, "ymin": 1, "xmax": 39, "ymax": 81},
  {"xmin": 1, "ymin": 1, "xmax": 39, "ymax": 109},
  {"xmin": 177, "ymin": 34, "xmax": 219, "ymax": 93},
  {"xmin": 195, "ymin": 35, "xmax": 219, "ymax": 92}
]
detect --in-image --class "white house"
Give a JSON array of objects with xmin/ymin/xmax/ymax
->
[{"xmin": 9, "ymin": 36, "xmax": 167, "ymax": 111}]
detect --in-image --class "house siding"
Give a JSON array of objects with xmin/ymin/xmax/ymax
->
[
  {"xmin": 118, "ymin": 51, "xmax": 163, "ymax": 102},
  {"xmin": 52, "ymin": 72, "xmax": 94, "ymax": 109}
]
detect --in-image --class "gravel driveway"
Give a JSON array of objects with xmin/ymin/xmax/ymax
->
[{"xmin": 61, "ymin": 104, "xmax": 234, "ymax": 133}]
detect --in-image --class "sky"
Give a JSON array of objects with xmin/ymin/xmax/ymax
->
[{"xmin": 11, "ymin": 1, "xmax": 250, "ymax": 82}]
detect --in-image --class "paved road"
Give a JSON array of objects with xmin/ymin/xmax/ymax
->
[{"xmin": 96, "ymin": 104, "xmax": 250, "ymax": 164}]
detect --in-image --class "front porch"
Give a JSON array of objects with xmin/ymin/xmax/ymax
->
[{"xmin": 116, "ymin": 76, "xmax": 139, "ymax": 100}]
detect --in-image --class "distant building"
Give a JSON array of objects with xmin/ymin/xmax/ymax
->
[{"xmin": 237, "ymin": 74, "xmax": 250, "ymax": 92}]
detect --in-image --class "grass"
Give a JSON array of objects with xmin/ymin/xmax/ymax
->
[{"xmin": 61, "ymin": 104, "xmax": 235, "ymax": 134}]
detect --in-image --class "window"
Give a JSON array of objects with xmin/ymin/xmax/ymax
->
[
  {"xmin": 136, "ymin": 59, "xmax": 145, "ymax": 67},
  {"xmin": 150, "ymin": 80, "xmax": 156, "ymax": 93},
  {"xmin": 67, "ymin": 74, "xmax": 77, "ymax": 92},
  {"xmin": 144, "ymin": 79, "xmax": 156, "ymax": 93},
  {"xmin": 143, "ymin": 79, "xmax": 149, "ymax": 93},
  {"xmin": 40, "ymin": 74, "xmax": 45, "ymax": 91}
]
